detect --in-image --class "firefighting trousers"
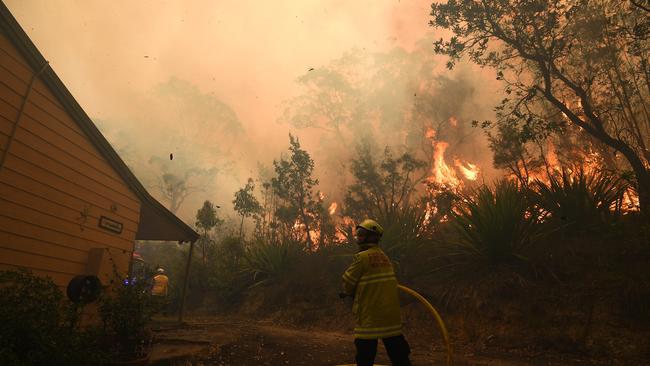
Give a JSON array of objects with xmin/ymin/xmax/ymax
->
[{"xmin": 354, "ymin": 334, "xmax": 411, "ymax": 366}]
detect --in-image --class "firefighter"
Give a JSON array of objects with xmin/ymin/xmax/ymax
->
[
  {"xmin": 151, "ymin": 267, "xmax": 169, "ymax": 297},
  {"xmin": 341, "ymin": 219, "xmax": 411, "ymax": 366}
]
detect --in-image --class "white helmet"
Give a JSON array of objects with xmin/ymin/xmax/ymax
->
[{"xmin": 156, "ymin": 268, "xmax": 165, "ymax": 274}]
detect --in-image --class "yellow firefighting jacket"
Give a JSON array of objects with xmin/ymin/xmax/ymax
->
[
  {"xmin": 151, "ymin": 274, "xmax": 169, "ymax": 296},
  {"xmin": 342, "ymin": 245, "xmax": 402, "ymax": 339}
]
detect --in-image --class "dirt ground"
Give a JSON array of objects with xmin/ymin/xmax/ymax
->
[{"xmin": 148, "ymin": 316, "xmax": 617, "ymax": 366}]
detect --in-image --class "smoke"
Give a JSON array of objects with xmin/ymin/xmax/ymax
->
[{"xmin": 6, "ymin": 0, "xmax": 502, "ymax": 223}]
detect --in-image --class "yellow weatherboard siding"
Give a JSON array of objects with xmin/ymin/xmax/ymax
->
[{"xmin": 0, "ymin": 30, "xmax": 140, "ymax": 288}]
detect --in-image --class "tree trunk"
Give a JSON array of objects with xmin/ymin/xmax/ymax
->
[
  {"xmin": 542, "ymin": 89, "xmax": 650, "ymax": 213},
  {"xmin": 617, "ymin": 143, "xmax": 650, "ymax": 213},
  {"xmin": 302, "ymin": 211, "xmax": 314, "ymax": 251}
]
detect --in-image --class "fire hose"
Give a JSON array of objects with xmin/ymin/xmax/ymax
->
[
  {"xmin": 398, "ymin": 285, "xmax": 452, "ymax": 366},
  {"xmin": 339, "ymin": 285, "xmax": 452, "ymax": 365}
]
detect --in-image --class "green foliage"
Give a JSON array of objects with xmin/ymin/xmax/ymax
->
[
  {"xmin": 0, "ymin": 269, "xmax": 104, "ymax": 366},
  {"xmin": 345, "ymin": 143, "xmax": 427, "ymax": 220},
  {"xmin": 196, "ymin": 200, "xmax": 223, "ymax": 233},
  {"xmin": 487, "ymin": 120, "xmax": 548, "ymax": 184},
  {"xmin": 376, "ymin": 205, "xmax": 430, "ymax": 273},
  {"xmin": 243, "ymin": 240, "xmax": 303, "ymax": 286},
  {"xmin": 533, "ymin": 168, "xmax": 628, "ymax": 231},
  {"xmin": 272, "ymin": 134, "xmax": 320, "ymax": 249},
  {"xmin": 233, "ymin": 178, "xmax": 263, "ymax": 238},
  {"xmin": 204, "ymin": 236, "xmax": 249, "ymax": 304},
  {"xmin": 449, "ymin": 180, "xmax": 544, "ymax": 265},
  {"xmin": 99, "ymin": 277, "xmax": 159, "ymax": 360},
  {"xmin": 195, "ymin": 200, "xmax": 224, "ymax": 263},
  {"xmin": 430, "ymin": 0, "xmax": 650, "ymax": 212}
]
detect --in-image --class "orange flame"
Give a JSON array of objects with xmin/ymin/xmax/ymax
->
[
  {"xmin": 432, "ymin": 142, "xmax": 460, "ymax": 187},
  {"xmin": 454, "ymin": 160, "xmax": 479, "ymax": 181},
  {"xmin": 425, "ymin": 127, "xmax": 436, "ymax": 139},
  {"xmin": 546, "ymin": 142, "xmax": 560, "ymax": 172},
  {"xmin": 328, "ymin": 202, "xmax": 338, "ymax": 215}
]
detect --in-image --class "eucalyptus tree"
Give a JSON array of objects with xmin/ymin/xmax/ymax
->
[
  {"xmin": 431, "ymin": 0, "xmax": 650, "ymax": 212},
  {"xmin": 272, "ymin": 135, "xmax": 320, "ymax": 250}
]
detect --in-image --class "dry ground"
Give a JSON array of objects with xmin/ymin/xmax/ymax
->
[{"xmin": 149, "ymin": 317, "xmax": 615, "ymax": 366}]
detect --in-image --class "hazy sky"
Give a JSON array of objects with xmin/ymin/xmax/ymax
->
[
  {"xmin": 6, "ymin": 0, "xmax": 432, "ymax": 135},
  {"xmin": 5, "ymin": 1, "xmax": 501, "ymax": 222}
]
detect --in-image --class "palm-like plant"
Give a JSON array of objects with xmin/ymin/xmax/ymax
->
[
  {"xmin": 425, "ymin": 180, "xmax": 545, "ymax": 309},
  {"xmin": 449, "ymin": 179, "xmax": 544, "ymax": 265},
  {"xmin": 377, "ymin": 205, "xmax": 429, "ymax": 260},
  {"xmin": 243, "ymin": 240, "xmax": 302, "ymax": 286},
  {"xmin": 532, "ymin": 168, "xmax": 627, "ymax": 231}
]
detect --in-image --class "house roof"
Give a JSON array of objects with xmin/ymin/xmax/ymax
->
[{"xmin": 0, "ymin": 2, "xmax": 199, "ymax": 243}]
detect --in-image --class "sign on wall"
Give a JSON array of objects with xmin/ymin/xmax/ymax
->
[{"xmin": 98, "ymin": 216, "xmax": 123, "ymax": 234}]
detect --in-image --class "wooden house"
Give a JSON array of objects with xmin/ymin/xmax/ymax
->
[{"xmin": 0, "ymin": 2, "xmax": 198, "ymax": 295}]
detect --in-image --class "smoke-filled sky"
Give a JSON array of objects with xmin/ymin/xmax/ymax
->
[{"xmin": 6, "ymin": 0, "xmax": 502, "ymax": 224}]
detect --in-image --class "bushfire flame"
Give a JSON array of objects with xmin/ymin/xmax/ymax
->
[
  {"xmin": 454, "ymin": 160, "xmax": 479, "ymax": 181},
  {"xmin": 425, "ymin": 127, "xmax": 436, "ymax": 139},
  {"xmin": 449, "ymin": 116, "xmax": 458, "ymax": 127},
  {"xmin": 329, "ymin": 202, "xmax": 337, "ymax": 215},
  {"xmin": 432, "ymin": 141, "xmax": 460, "ymax": 188}
]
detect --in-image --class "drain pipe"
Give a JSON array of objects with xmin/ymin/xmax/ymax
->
[{"xmin": 0, "ymin": 61, "xmax": 49, "ymax": 174}]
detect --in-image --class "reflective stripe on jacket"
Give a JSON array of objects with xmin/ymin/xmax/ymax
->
[{"xmin": 342, "ymin": 245, "xmax": 402, "ymax": 339}]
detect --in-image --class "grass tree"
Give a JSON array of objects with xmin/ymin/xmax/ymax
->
[
  {"xmin": 449, "ymin": 180, "xmax": 544, "ymax": 266},
  {"xmin": 532, "ymin": 168, "xmax": 628, "ymax": 231}
]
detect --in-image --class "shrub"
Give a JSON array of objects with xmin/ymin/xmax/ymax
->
[
  {"xmin": 204, "ymin": 236, "xmax": 250, "ymax": 306},
  {"xmin": 99, "ymin": 276, "xmax": 159, "ymax": 361},
  {"xmin": 243, "ymin": 239, "xmax": 303, "ymax": 286},
  {"xmin": 0, "ymin": 269, "xmax": 104, "ymax": 366},
  {"xmin": 449, "ymin": 179, "xmax": 545, "ymax": 265},
  {"xmin": 532, "ymin": 168, "xmax": 627, "ymax": 232},
  {"xmin": 377, "ymin": 205, "xmax": 432, "ymax": 279}
]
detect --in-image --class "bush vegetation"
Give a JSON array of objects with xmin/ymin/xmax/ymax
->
[
  {"xmin": 0, "ymin": 270, "xmax": 105, "ymax": 366},
  {"xmin": 133, "ymin": 134, "xmax": 650, "ymax": 361}
]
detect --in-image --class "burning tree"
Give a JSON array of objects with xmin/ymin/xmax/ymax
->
[
  {"xmin": 430, "ymin": 0, "xmax": 650, "ymax": 213},
  {"xmin": 344, "ymin": 143, "xmax": 427, "ymax": 220},
  {"xmin": 272, "ymin": 135, "xmax": 321, "ymax": 250}
]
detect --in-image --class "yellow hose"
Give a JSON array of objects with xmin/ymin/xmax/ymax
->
[{"xmin": 398, "ymin": 284, "xmax": 453, "ymax": 366}]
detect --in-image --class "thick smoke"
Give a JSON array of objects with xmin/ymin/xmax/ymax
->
[{"xmin": 6, "ymin": 0, "xmax": 502, "ymax": 224}]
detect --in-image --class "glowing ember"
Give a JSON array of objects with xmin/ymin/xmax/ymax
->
[
  {"xmin": 546, "ymin": 143, "xmax": 560, "ymax": 172},
  {"xmin": 425, "ymin": 127, "xmax": 436, "ymax": 139},
  {"xmin": 342, "ymin": 216, "xmax": 354, "ymax": 226},
  {"xmin": 449, "ymin": 116, "xmax": 458, "ymax": 127},
  {"xmin": 623, "ymin": 190, "xmax": 640, "ymax": 211},
  {"xmin": 328, "ymin": 202, "xmax": 337, "ymax": 215},
  {"xmin": 454, "ymin": 160, "xmax": 479, "ymax": 181}
]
